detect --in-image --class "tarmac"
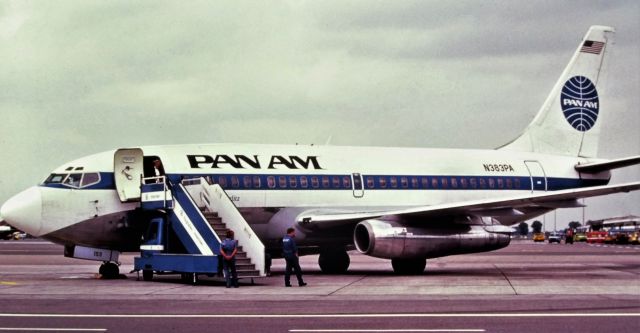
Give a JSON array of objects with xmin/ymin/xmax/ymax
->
[{"xmin": 0, "ymin": 239, "xmax": 638, "ymax": 332}]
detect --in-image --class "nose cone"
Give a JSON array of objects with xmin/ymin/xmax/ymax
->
[{"xmin": 0, "ymin": 186, "xmax": 42, "ymax": 236}]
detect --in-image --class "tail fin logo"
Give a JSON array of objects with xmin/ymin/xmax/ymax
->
[{"xmin": 560, "ymin": 76, "xmax": 599, "ymax": 132}]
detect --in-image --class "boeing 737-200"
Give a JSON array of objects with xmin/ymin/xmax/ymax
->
[{"xmin": 1, "ymin": 26, "xmax": 639, "ymax": 278}]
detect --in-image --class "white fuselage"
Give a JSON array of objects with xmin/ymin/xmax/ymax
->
[{"xmin": 0, "ymin": 143, "xmax": 609, "ymax": 251}]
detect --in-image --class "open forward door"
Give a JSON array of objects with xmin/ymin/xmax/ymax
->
[{"xmin": 114, "ymin": 148, "xmax": 144, "ymax": 202}]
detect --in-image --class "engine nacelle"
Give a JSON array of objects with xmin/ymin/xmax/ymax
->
[{"xmin": 353, "ymin": 219, "xmax": 510, "ymax": 259}]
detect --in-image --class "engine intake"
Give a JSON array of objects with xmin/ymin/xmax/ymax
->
[{"xmin": 354, "ymin": 219, "xmax": 510, "ymax": 259}]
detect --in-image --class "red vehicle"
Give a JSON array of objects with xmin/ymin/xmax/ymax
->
[{"xmin": 586, "ymin": 231, "xmax": 607, "ymax": 243}]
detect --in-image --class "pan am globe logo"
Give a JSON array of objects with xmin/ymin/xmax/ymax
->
[{"xmin": 560, "ymin": 75, "xmax": 599, "ymax": 132}]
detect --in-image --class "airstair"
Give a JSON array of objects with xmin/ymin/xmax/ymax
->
[{"xmin": 133, "ymin": 177, "xmax": 265, "ymax": 285}]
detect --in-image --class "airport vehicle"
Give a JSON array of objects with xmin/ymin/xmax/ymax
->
[
  {"xmin": 604, "ymin": 231, "xmax": 616, "ymax": 244},
  {"xmin": 586, "ymin": 231, "xmax": 607, "ymax": 243},
  {"xmin": 548, "ymin": 232, "xmax": 562, "ymax": 244},
  {"xmin": 1, "ymin": 26, "xmax": 640, "ymax": 278},
  {"xmin": 533, "ymin": 233, "xmax": 545, "ymax": 242},
  {"xmin": 614, "ymin": 232, "xmax": 630, "ymax": 244},
  {"xmin": 0, "ymin": 225, "xmax": 14, "ymax": 240},
  {"xmin": 629, "ymin": 232, "xmax": 639, "ymax": 245},
  {"xmin": 574, "ymin": 233, "xmax": 588, "ymax": 242}
]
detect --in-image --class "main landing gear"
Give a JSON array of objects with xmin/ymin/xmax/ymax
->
[
  {"xmin": 391, "ymin": 258, "xmax": 426, "ymax": 275},
  {"xmin": 318, "ymin": 249, "xmax": 350, "ymax": 274},
  {"xmin": 98, "ymin": 262, "xmax": 120, "ymax": 279}
]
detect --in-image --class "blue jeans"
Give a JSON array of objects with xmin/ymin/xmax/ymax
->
[
  {"xmin": 284, "ymin": 256, "xmax": 304, "ymax": 286},
  {"xmin": 223, "ymin": 258, "xmax": 238, "ymax": 287}
]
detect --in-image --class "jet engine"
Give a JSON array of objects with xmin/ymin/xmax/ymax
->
[{"xmin": 353, "ymin": 219, "xmax": 510, "ymax": 259}]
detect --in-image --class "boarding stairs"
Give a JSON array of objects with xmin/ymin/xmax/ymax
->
[{"xmin": 134, "ymin": 176, "xmax": 265, "ymax": 283}]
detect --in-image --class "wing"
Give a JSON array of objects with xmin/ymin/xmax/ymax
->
[{"xmin": 297, "ymin": 181, "xmax": 640, "ymax": 227}]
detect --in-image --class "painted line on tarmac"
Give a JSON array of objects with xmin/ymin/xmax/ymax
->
[
  {"xmin": 0, "ymin": 242, "xmax": 53, "ymax": 245},
  {"xmin": 0, "ymin": 329, "xmax": 106, "ymax": 332},
  {"xmin": 0, "ymin": 313, "xmax": 638, "ymax": 318},
  {"xmin": 289, "ymin": 329, "xmax": 485, "ymax": 332}
]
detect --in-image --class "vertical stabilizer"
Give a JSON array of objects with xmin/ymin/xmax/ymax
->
[{"xmin": 500, "ymin": 26, "xmax": 615, "ymax": 157}]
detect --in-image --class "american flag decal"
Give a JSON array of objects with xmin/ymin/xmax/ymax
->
[{"xmin": 580, "ymin": 40, "xmax": 605, "ymax": 55}]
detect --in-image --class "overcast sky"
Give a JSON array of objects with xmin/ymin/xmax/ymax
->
[{"xmin": 1, "ymin": 1, "xmax": 638, "ymax": 229}]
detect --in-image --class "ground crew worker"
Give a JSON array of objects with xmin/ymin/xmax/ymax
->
[
  {"xmin": 282, "ymin": 227, "xmax": 306, "ymax": 287},
  {"xmin": 565, "ymin": 228, "xmax": 574, "ymax": 244},
  {"xmin": 220, "ymin": 230, "xmax": 239, "ymax": 288}
]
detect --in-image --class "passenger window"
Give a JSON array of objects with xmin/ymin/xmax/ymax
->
[
  {"xmin": 488, "ymin": 178, "xmax": 495, "ymax": 189},
  {"xmin": 253, "ymin": 176, "xmax": 261, "ymax": 188},
  {"xmin": 300, "ymin": 176, "xmax": 308, "ymax": 188},
  {"xmin": 366, "ymin": 177, "xmax": 375, "ymax": 189},
  {"xmin": 289, "ymin": 176, "xmax": 297, "ymax": 188},
  {"xmin": 331, "ymin": 176, "xmax": 340, "ymax": 188},
  {"xmin": 81, "ymin": 173, "xmax": 100, "ymax": 187},
  {"xmin": 470, "ymin": 178, "xmax": 477, "ymax": 189},
  {"xmin": 390, "ymin": 177, "xmax": 398, "ymax": 188},
  {"xmin": 479, "ymin": 178, "xmax": 487, "ymax": 189},
  {"xmin": 506, "ymin": 178, "xmax": 513, "ymax": 189},
  {"xmin": 342, "ymin": 176, "xmax": 351, "ymax": 189},
  {"xmin": 279, "ymin": 176, "xmax": 287, "ymax": 188},
  {"xmin": 514, "ymin": 178, "xmax": 521, "ymax": 189},
  {"xmin": 322, "ymin": 176, "xmax": 330, "ymax": 188},
  {"xmin": 411, "ymin": 177, "xmax": 419, "ymax": 188},
  {"xmin": 243, "ymin": 176, "xmax": 251, "ymax": 188},
  {"xmin": 218, "ymin": 176, "xmax": 227, "ymax": 188},
  {"xmin": 63, "ymin": 173, "xmax": 82, "ymax": 188},
  {"xmin": 422, "ymin": 177, "xmax": 429, "ymax": 188},
  {"xmin": 460, "ymin": 178, "xmax": 468, "ymax": 189},
  {"xmin": 401, "ymin": 177, "xmax": 408, "ymax": 188},
  {"xmin": 231, "ymin": 176, "xmax": 240, "ymax": 188},
  {"xmin": 431, "ymin": 178, "xmax": 438, "ymax": 188},
  {"xmin": 379, "ymin": 177, "xmax": 387, "ymax": 188},
  {"xmin": 311, "ymin": 176, "xmax": 320, "ymax": 188},
  {"xmin": 441, "ymin": 178, "xmax": 448, "ymax": 189},
  {"xmin": 497, "ymin": 178, "xmax": 504, "ymax": 189},
  {"xmin": 267, "ymin": 176, "xmax": 276, "ymax": 189},
  {"xmin": 450, "ymin": 178, "xmax": 458, "ymax": 188}
]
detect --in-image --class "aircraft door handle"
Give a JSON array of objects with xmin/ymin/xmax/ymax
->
[{"xmin": 121, "ymin": 166, "xmax": 133, "ymax": 180}]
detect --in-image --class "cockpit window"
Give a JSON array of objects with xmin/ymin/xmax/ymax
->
[
  {"xmin": 63, "ymin": 173, "xmax": 82, "ymax": 188},
  {"xmin": 44, "ymin": 173, "xmax": 68, "ymax": 184},
  {"xmin": 81, "ymin": 173, "xmax": 101, "ymax": 187},
  {"xmin": 43, "ymin": 172, "xmax": 101, "ymax": 188}
]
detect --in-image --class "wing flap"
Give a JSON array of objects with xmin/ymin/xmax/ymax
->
[{"xmin": 298, "ymin": 181, "xmax": 640, "ymax": 226}]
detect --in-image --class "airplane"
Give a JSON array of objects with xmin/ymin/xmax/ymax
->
[{"xmin": 1, "ymin": 25, "xmax": 639, "ymax": 278}]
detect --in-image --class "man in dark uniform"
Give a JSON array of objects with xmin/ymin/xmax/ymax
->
[
  {"xmin": 220, "ymin": 230, "xmax": 239, "ymax": 288},
  {"xmin": 282, "ymin": 227, "xmax": 306, "ymax": 287}
]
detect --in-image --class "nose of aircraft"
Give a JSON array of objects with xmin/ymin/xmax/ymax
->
[{"xmin": 0, "ymin": 186, "xmax": 42, "ymax": 236}]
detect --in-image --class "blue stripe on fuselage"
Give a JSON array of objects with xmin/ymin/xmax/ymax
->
[{"xmin": 39, "ymin": 172, "xmax": 609, "ymax": 191}]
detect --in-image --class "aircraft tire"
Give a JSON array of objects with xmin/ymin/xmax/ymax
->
[
  {"xmin": 99, "ymin": 262, "xmax": 120, "ymax": 279},
  {"xmin": 391, "ymin": 258, "xmax": 426, "ymax": 275},
  {"xmin": 318, "ymin": 250, "xmax": 350, "ymax": 274}
]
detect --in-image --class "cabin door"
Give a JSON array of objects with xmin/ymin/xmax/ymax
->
[
  {"xmin": 524, "ymin": 160, "xmax": 547, "ymax": 192},
  {"xmin": 114, "ymin": 148, "xmax": 144, "ymax": 202}
]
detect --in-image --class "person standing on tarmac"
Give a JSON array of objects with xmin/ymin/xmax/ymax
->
[
  {"xmin": 220, "ymin": 230, "xmax": 239, "ymax": 288},
  {"xmin": 282, "ymin": 227, "xmax": 306, "ymax": 287}
]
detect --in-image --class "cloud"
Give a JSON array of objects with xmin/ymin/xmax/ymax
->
[{"xmin": 0, "ymin": 1, "xmax": 638, "ymax": 224}]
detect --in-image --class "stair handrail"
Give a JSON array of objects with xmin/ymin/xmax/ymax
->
[{"xmin": 199, "ymin": 179, "xmax": 265, "ymax": 276}]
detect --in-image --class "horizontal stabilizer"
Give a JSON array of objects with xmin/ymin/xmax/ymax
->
[{"xmin": 576, "ymin": 155, "xmax": 640, "ymax": 173}]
